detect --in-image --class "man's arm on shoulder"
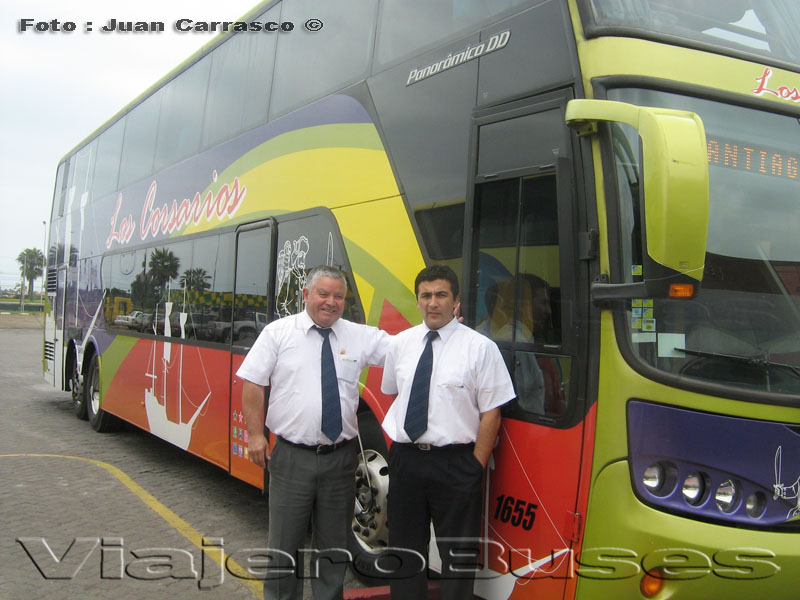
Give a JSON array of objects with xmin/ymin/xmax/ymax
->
[
  {"xmin": 380, "ymin": 334, "xmax": 400, "ymax": 395},
  {"xmin": 364, "ymin": 323, "xmax": 393, "ymax": 367},
  {"xmin": 242, "ymin": 380, "xmax": 269, "ymax": 467},
  {"xmin": 473, "ymin": 407, "xmax": 501, "ymax": 468}
]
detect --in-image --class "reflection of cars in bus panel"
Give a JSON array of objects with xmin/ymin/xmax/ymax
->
[
  {"xmin": 166, "ymin": 311, "xmax": 220, "ymax": 340},
  {"xmin": 207, "ymin": 312, "xmax": 268, "ymax": 343},
  {"xmin": 113, "ymin": 310, "xmax": 144, "ymax": 329},
  {"xmin": 139, "ymin": 312, "xmax": 166, "ymax": 334}
]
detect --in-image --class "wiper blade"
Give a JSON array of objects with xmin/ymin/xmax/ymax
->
[{"xmin": 677, "ymin": 348, "xmax": 800, "ymax": 378}]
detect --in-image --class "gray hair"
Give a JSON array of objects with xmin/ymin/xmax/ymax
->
[{"xmin": 305, "ymin": 265, "xmax": 347, "ymax": 293}]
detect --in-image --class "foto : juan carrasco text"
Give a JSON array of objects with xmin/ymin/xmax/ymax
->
[{"xmin": 19, "ymin": 19, "xmax": 298, "ymax": 33}]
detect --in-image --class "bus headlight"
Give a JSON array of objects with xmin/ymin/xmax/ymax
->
[
  {"xmin": 715, "ymin": 479, "xmax": 739, "ymax": 512},
  {"xmin": 642, "ymin": 461, "xmax": 677, "ymax": 497},
  {"xmin": 745, "ymin": 491, "xmax": 766, "ymax": 518},
  {"xmin": 643, "ymin": 463, "xmax": 663, "ymax": 491},
  {"xmin": 682, "ymin": 472, "xmax": 706, "ymax": 505}
]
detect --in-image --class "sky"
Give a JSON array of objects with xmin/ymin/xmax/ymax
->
[{"xmin": 0, "ymin": 0, "xmax": 260, "ymax": 292}]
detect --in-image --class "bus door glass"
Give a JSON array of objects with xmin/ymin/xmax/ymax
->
[
  {"xmin": 230, "ymin": 222, "xmax": 273, "ymax": 486},
  {"xmin": 468, "ymin": 97, "xmax": 584, "ymax": 597}
]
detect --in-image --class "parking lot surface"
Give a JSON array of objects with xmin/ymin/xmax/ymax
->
[{"xmin": 0, "ymin": 325, "xmax": 370, "ymax": 599}]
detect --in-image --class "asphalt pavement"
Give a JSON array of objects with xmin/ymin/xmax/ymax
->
[{"xmin": 0, "ymin": 325, "xmax": 375, "ymax": 599}]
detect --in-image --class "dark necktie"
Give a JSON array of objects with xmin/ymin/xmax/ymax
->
[
  {"xmin": 314, "ymin": 326, "xmax": 342, "ymax": 442},
  {"xmin": 404, "ymin": 330, "xmax": 438, "ymax": 441}
]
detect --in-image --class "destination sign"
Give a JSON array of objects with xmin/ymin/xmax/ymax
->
[{"xmin": 707, "ymin": 136, "xmax": 800, "ymax": 182}]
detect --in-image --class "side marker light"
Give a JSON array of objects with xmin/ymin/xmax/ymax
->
[{"xmin": 669, "ymin": 283, "xmax": 694, "ymax": 298}]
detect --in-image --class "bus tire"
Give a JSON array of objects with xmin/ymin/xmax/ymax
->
[
  {"xmin": 69, "ymin": 349, "xmax": 87, "ymax": 420},
  {"xmin": 348, "ymin": 410, "xmax": 391, "ymax": 584},
  {"xmin": 84, "ymin": 354, "xmax": 122, "ymax": 433}
]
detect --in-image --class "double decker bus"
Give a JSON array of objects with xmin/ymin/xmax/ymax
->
[{"xmin": 44, "ymin": 0, "xmax": 800, "ymax": 597}]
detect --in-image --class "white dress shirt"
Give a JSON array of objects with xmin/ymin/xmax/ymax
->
[
  {"xmin": 381, "ymin": 317, "xmax": 515, "ymax": 445},
  {"xmin": 236, "ymin": 310, "xmax": 390, "ymax": 445}
]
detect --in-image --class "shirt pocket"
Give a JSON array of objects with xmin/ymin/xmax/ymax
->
[
  {"xmin": 436, "ymin": 370, "xmax": 470, "ymax": 404},
  {"xmin": 336, "ymin": 355, "xmax": 362, "ymax": 382}
]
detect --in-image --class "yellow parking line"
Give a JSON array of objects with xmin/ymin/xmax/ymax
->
[{"xmin": 1, "ymin": 453, "xmax": 262, "ymax": 598}]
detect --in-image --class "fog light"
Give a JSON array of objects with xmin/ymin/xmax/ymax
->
[
  {"xmin": 640, "ymin": 568, "xmax": 664, "ymax": 597},
  {"xmin": 643, "ymin": 464, "xmax": 664, "ymax": 491},
  {"xmin": 715, "ymin": 479, "xmax": 739, "ymax": 513},
  {"xmin": 746, "ymin": 491, "xmax": 766, "ymax": 518},
  {"xmin": 682, "ymin": 472, "xmax": 706, "ymax": 505}
]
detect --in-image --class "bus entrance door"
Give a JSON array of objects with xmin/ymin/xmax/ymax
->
[
  {"xmin": 468, "ymin": 92, "xmax": 588, "ymax": 599},
  {"xmin": 229, "ymin": 222, "xmax": 274, "ymax": 489}
]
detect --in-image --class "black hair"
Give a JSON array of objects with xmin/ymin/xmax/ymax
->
[{"xmin": 414, "ymin": 264, "xmax": 459, "ymax": 299}]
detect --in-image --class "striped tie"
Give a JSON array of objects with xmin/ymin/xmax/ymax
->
[
  {"xmin": 404, "ymin": 330, "xmax": 438, "ymax": 442},
  {"xmin": 314, "ymin": 326, "xmax": 342, "ymax": 443}
]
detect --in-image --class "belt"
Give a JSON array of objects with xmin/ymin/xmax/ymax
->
[
  {"xmin": 278, "ymin": 436, "xmax": 355, "ymax": 454},
  {"xmin": 395, "ymin": 442, "xmax": 475, "ymax": 452}
]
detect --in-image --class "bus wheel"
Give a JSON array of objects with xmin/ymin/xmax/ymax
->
[
  {"xmin": 84, "ymin": 354, "xmax": 121, "ymax": 433},
  {"xmin": 70, "ymin": 352, "xmax": 87, "ymax": 420},
  {"xmin": 348, "ymin": 410, "xmax": 390, "ymax": 584}
]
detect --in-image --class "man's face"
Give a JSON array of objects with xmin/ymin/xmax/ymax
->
[
  {"xmin": 303, "ymin": 276, "xmax": 345, "ymax": 328},
  {"xmin": 416, "ymin": 278, "xmax": 456, "ymax": 330},
  {"xmin": 532, "ymin": 287, "xmax": 552, "ymax": 332}
]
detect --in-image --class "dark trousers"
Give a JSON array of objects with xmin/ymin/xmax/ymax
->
[
  {"xmin": 265, "ymin": 438, "xmax": 357, "ymax": 600},
  {"xmin": 387, "ymin": 443, "xmax": 484, "ymax": 600}
]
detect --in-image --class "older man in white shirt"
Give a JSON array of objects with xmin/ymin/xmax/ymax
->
[{"xmin": 238, "ymin": 265, "xmax": 390, "ymax": 600}]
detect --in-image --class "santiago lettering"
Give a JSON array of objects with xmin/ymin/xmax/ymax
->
[
  {"xmin": 106, "ymin": 172, "xmax": 246, "ymax": 249},
  {"xmin": 707, "ymin": 135, "xmax": 800, "ymax": 182}
]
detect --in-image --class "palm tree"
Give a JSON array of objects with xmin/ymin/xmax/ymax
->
[
  {"xmin": 180, "ymin": 267, "xmax": 211, "ymax": 292},
  {"xmin": 148, "ymin": 247, "xmax": 180, "ymax": 296},
  {"xmin": 17, "ymin": 248, "xmax": 44, "ymax": 301}
]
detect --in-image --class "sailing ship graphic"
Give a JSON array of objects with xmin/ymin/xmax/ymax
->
[
  {"xmin": 773, "ymin": 446, "xmax": 800, "ymax": 520},
  {"xmin": 144, "ymin": 294, "xmax": 211, "ymax": 450}
]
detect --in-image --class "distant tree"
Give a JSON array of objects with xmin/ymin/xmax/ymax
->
[
  {"xmin": 130, "ymin": 272, "xmax": 155, "ymax": 309},
  {"xmin": 180, "ymin": 267, "xmax": 211, "ymax": 292},
  {"xmin": 17, "ymin": 248, "xmax": 44, "ymax": 301},
  {"xmin": 148, "ymin": 247, "xmax": 180, "ymax": 299}
]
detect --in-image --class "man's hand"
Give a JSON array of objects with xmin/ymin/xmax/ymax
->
[
  {"xmin": 249, "ymin": 433, "xmax": 270, "ymax": 468},
  {"xmin": 242, "ymin": 379, "xmax": 268, "ymax": 467},
  {"xmin": 454, "ymin": 300, "xmax": 464, "ymax": 324},
  {"xmin": 473, "ymin": 408, "xmax": 501, "ymax": 468}
]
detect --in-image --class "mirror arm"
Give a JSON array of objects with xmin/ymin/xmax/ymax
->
[{"xmin": 590, "ymin": 275, "xmax": 649, "ymax": 305}]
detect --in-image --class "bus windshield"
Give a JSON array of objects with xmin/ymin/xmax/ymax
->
[
  {"xmin": 608, "ymin": 88, "xmax": 800, "ymax": 399},
  {"xmin": 584, "ymin": 0, "xmax": 800, "ymax": 68}
]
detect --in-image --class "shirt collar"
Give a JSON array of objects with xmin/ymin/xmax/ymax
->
[
  {"xmin": 301, "ymin": 310, "xmax": 344, "ymax": 337},
  {"xmin": 422, "ymin": 315, "xmax": 458, "ymax": 344}
]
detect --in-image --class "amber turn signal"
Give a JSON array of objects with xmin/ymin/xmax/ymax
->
[
  {"xmin": 640, "ymin": 568, "xmax": 664, "ymax": 597},
  {"xmin": 668, "ymin": 283, "xmax": 694, "ymax": 298}
]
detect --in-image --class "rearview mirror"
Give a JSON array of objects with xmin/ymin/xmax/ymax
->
[{"xmin": 566, "ymin": 99, "xmax": 709, "ymax": 299}]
